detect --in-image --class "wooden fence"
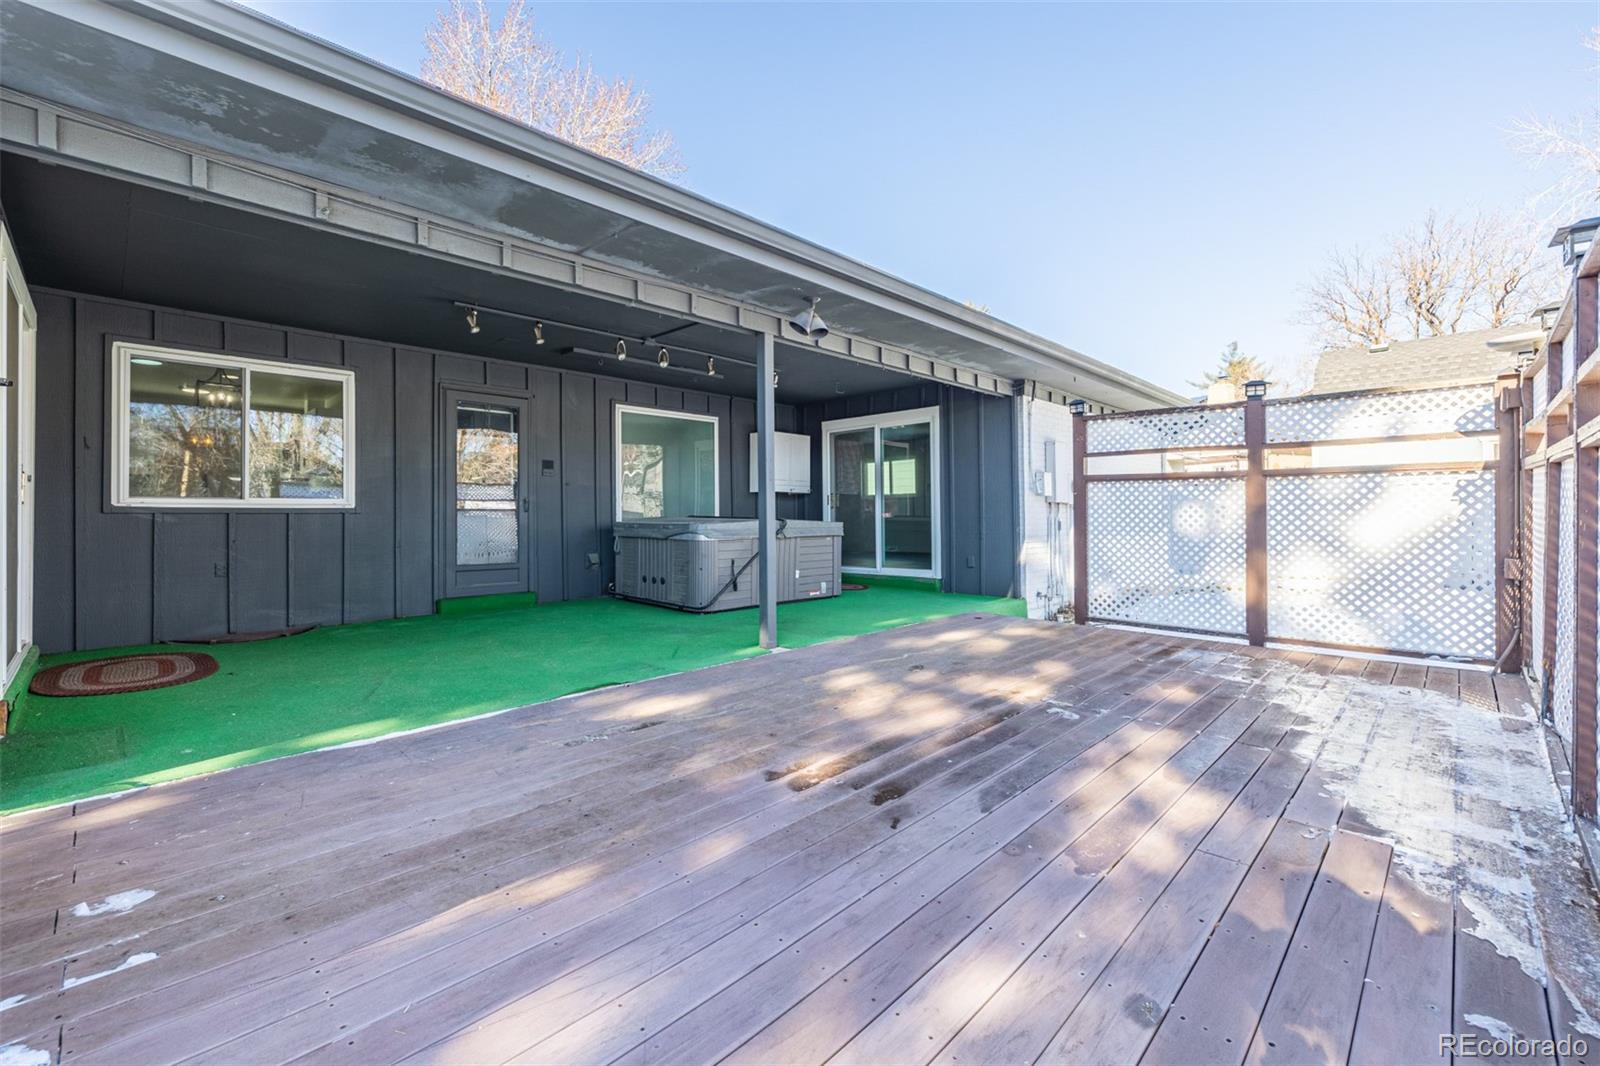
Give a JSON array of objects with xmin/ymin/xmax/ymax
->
[
  {"xmin": 1071, "ymin": 379, "xmax": 1516, "ymax": 666},
  {"xmin": 1523, "ymin": 258, "xmax": 1598, "ymax": 819}
]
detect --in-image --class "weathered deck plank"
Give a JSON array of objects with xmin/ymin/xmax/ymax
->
[
  {"xmin": 1245, "ymin": 830, "xmax": 1392, "ymax": 1065},
  {"xmin": 76, "ymin": 627, "xmax": 1184, "ymax": 1063},
  {"xmin": 1348, "ymin": 867, "xmax": 1454, "ymax": 1064},
  {"xmin": 1142, "ymin": 820, "xmax": 1328, "ymax": 1066},
  {"xmin": 0, "ymin": 619, "xmax": 1587, "ymax": 1066}
]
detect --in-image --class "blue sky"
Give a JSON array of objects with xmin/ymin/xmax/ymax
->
[{"xmin": 243, "ymin": 1, "xmax": 1594, "ymax": 394}]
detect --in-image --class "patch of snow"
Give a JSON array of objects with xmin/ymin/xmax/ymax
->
[
  {"xmin": 61, "ymin": 951, "xmax": 157, "ymax": 990},
  {"xmin": 0, "ymin": 995, "xmax": 27, "ymax": 1014},
  {"xmin": 71, "ymin": 889, "xmax": 156, "ymax": 918},
  {"xmin": 0, "ymin": 1043, "xmax": 51, "ymax": 1066},
  {"xmin": 1460, "ymin": 893, "xmax": 1548, "ymax": 984},
  {"xmin": 1289, "ymin": 675, "xmax": 1600, "ymax": 1038},
  {"xmin": 1463, "ymin": 1014, "xmax": 1517, "ymax": 1042}
]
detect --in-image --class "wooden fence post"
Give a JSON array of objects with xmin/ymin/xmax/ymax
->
[
  {"xmin": 1571, "ymin": 273, "xmax": 1597, "ymax": 818},
  {"xmin": 1071, "ymin": 402, "xmax": 1088, "ymax": 625},
  {"xmin": 1244, "ymin": 384, "xmax": 1268, "ymax": 646},
  {"xmin": 1495, "ymin": 373, "xmax": 1523, "ymax": 672}
]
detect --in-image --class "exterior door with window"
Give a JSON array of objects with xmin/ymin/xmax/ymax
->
[
  {"xmin": 822, "ymin": 407, "xmax": 940, "ymax": 578},
  {"xmin": 442, "ymin": 390, "xmax": 531, "ymax": 599}
]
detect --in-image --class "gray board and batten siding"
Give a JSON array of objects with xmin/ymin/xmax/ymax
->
[
  {"xmin": 791, "ymin": 383, "xmax": 1019, "ymax": 598},
  {"xmin": 35, "ymin": 290, "xmax": 1019, "ymax": 653}
]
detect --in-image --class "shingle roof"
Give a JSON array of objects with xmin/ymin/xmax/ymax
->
[{"xmin": 1309, "ymin": 323, "xmax": 1537, "ymax": 394}]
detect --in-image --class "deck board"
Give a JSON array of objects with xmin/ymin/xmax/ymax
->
[
  {"xmin": 1142, "ymin": 820, "xmax": 1328, "ymax": 1065},
  {"xmin": 1246, "ymin": 830, "xmax": 1392, "ymax": 1065},
  {"xmin": 1, "ymin": 616, "xmax": 1592, "ymax": 1066},
  {"xmin": 1348, "ymin": 868, "xmax": 1454, "ymax": 1064}
]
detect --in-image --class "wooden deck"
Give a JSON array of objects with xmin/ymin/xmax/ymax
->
[{"xmin": 1, "ymin": 614, "xmax": 1594, "ymax": 1065}]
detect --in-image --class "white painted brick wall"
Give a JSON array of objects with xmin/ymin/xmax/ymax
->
[{"xmin": 1016, "ymin": 396, "xmax": 1075, "ymax": 620}]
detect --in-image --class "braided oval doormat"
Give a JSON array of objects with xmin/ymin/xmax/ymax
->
[{"xmin": 30, "ymin": 652, "xmax": 220, "ymax": 697}]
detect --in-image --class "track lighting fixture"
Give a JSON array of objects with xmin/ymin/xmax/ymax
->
[{"xmin": 450, "ymin": 299, "xmax": 761, "ymax": 375}]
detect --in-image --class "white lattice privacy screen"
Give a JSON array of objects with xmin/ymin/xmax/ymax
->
[
  {"xmin": 1553, "ymin": 461, "xmax": 1578, "ymax": 748},
  {"xmin": 1266, "ymin": 470, "xmax": 1496, "ymax": 659},
  {"xmin": 1266, "ymin": 383, "xmax": 1496, "ymax": 444},
  {"xmin": 1085, "ymin": 405, "xmax": 1245, "ymax": 453},
  {"xmin": 1085, "ymin": 479, "xmax": 1247, "ymax": 634}
]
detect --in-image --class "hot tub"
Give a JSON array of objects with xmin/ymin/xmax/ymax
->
[{"xmin": 613, "ymin": 517, "xmax": 844, "ymax": 612}]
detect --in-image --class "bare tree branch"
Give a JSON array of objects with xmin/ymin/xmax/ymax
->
[
  {"xmin": 1302, "ymin": 246, "xmax": 1394, "ymax": 347},
  {"xmin": 421, "ymin": 0, "xmax": 683, "ymax": 179},
  {"xmin": 1508, "ymin": 29, "xmax": 1600, "ymax": 225},
  {"xmin": 1302, "ymin": 211, "xmax": 1558, "ymax": 349}
]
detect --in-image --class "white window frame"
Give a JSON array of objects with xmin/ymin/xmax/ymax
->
[
  {"xmin": 2, "ymin": 221, "xmax": 38, "ymax": 689},
  {"xmin": 821, "ymin": 405, "xmax": 942, "ymax": 579},
  {"xmin": 612, "ymin": 404, "xmax": 720, "ymax": 521},
  {"xmin": 110, "ymin": 341, "xmax": 357, "ymax": 510}
]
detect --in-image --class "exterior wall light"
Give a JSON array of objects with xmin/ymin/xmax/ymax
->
[{"xmin": 788, "ymin": 297, "xmax": 829, "ymax": 339}]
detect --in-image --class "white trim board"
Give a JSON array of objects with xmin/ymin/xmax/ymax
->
[
  {"xmin": 612, "ymin": 403, "xmax": 721, "ymax": 521},
  {"xmin": 109, "ymin": 341, "xmax": 357, "ymax": 510}
]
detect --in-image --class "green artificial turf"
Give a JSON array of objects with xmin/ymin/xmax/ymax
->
[
  {"xmin": 0, "ymin": 586, "xmax": 1024, "ymax": 814},
  {"xmin": 435, "ymin": 592, "xmax": 540, "ymax": 615}
]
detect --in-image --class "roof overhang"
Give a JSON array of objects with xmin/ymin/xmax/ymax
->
[{"xmin": 0, "ymin": 0, "xmax": 1183, "ymax": 410}]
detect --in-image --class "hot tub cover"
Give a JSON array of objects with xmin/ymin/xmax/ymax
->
[{"xmin": 613, "ymin": 518, "xmax": 843, "ymax": 540}]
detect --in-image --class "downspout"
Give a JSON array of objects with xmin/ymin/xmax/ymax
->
[{"xmin": 1013, "ymin": 382, "xmax": 1030, "ymax": 611}]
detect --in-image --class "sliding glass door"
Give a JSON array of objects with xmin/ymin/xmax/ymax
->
[{"xmin": 822, "ymin": 407, "xmax": 940, "ymax": 578}]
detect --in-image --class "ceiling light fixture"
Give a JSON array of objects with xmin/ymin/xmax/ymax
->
[
  {"xmin": 466, "ymin": 308, "xmax": 480, "ymax": 334},
  {"xmin": 658, "ymin": 348, "xmax": 671, "ymax": 368},
  {"xmin": 615, "ymin": 338, "xmax": 628, "ymax": 360},
  {"xmin": 534, "ymin": 321, "xmax": 545, "ymax": 346},
  {"xmin": 787, "ymin": 297, "xmax": 828, "ymax": 340}
]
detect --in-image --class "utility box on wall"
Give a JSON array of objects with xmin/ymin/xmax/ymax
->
[{"xmin": 748, "ymin": 431, "xmax": 813, "ymax": 494}]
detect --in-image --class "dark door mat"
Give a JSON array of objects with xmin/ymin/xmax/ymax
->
[{"xmin": 30, "ymin": 653, "xmax": 220, "ymax": 697}]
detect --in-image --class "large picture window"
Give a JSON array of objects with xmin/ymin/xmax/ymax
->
[
  {"xmin": 614, "ymin": 406, "xmax": 718, "ymax": 520},
  {"xmin": 111, "ymin": 343, "xmax": 355, "ymax": 508}
]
